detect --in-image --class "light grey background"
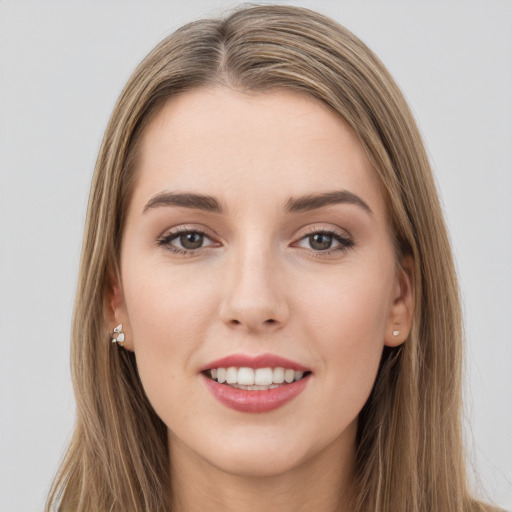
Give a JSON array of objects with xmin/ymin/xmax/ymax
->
[{"xmin": 0, "ymin": 1, "xmax": 511, "ymax": 511}]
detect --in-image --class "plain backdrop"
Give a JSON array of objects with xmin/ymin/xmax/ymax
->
[{"xmin": 0, "ymin": 1, "xmax": 511, "ymax": 511}]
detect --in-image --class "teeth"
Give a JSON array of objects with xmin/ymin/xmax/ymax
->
[
  {"xmin": 284, "ymin": 369, "xmax": 295, "ymax": 383},
  {"xmin": 272, "ymin": 367, "xmax": 285, "ymax": 383},
  {"xmin": 238, "ymin": 367, "xmax": 255, "ymax": 386},
  {"xmin": 255, "ymin": 368, "xmax": 273, "ymax": 386},
  {"xmin": 230, "ymin": 383, "xmax": 281, "ymax": 390},
  {"xmin": 208, "ymin": 366, "xmax": 307, "ymax": 386},
  {"xmin": 226, "ymin": 367, "xmax": 238, "ymax": 384}
]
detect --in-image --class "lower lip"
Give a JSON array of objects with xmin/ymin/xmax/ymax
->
[{"xmin": 201, "ymin": 373, "xmax": 310, "ymax": 413}]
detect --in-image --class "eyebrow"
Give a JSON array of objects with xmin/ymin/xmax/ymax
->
[
  {"xmin": 142, "ymin": 189, "xmax": 372, "ymax": 216},
  {"xmin": 285, "ymin": 190, "xmax": 373, "ymax": 215},
  {"xmin": 143, "ymin": 192, "xmax": 224, "ymax": 214}
]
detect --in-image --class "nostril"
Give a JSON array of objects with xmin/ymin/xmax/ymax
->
[{"xmin": 264, "ymin": 319, "xmax": 277, "ymax": 325}]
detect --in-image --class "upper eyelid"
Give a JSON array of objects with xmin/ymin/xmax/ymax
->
[
  {"xmin": 156, "ymin": 226, "xmax": 220, "ymax": 254},
  {"xmin": 290, "ymin": 224, "xmax": 354, "ymax": 252},
  {"xmin": 157, "ymin": 224, "xmax": 352, "ymax": 245},
  {"xmin": 157, "ymin": 228, "xmax": 220, "ymax": 255},
  {"xmin": 293, "ymin": 224, "xmax": 352, "ymax": 240},
  {"xmin": 159, "ymin": 224, "xmax": 218, "ymax": 239},
  {"xmin": 292, "ymin": 231, "xmax": 352, "ymax": 249}
]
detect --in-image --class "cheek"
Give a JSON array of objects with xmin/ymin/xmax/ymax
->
[
  {"xmin": 299, "ymin": 264, "xmax": 393, "ymax": 345},
  {"xmin": 121, "ymin": 263, "xmax": 218, "ymax": 405},
  {"xmin": 296, "ymin": 262, "xmax": 394, "ymax": 393},
  {"xmin": 124, "ymin": 261, "xmax": 215, "ymax": 343}
]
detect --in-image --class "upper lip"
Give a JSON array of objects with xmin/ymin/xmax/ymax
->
[{"xmin": 200, "ymin": 353, "xmax": 310, "ymax": 372}]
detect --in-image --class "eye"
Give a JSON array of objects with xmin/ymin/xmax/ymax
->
[
  {"xmin": 306, "ymin": 233, "xmax": 335, "ymax": 251},
  {"xmin": 157, "ymin": 227, "xmax": 218, "ymax": 254},
  {"xmin": 176, "ymin": 232, "xmax": 206, "ymax": 250},
  {"xmin": 293, "ymin": 229, "xmax": 354, "ymax": 254}
]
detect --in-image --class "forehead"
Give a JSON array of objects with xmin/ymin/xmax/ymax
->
[{"xmin": 131, "ymin": 86, "xmax": 386, "ymax": 217}]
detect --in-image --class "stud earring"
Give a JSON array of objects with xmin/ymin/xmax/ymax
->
[
  {"xmin": 112, "ymin": 324, "xmax": 125, "ymax": 347},
  {"xmin": 392, "ymin": 330, "xmax": 400, "ymax": 337}
]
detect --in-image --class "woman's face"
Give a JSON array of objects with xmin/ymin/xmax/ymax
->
[{"xmin": 114, "ymin": 87, "xmax": 412, "ymax": 478}]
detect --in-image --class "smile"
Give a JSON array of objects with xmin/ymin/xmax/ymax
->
[
  {"xmin": 201, "ymin": 354, "xmax": 312, "ymax": 413},
  {"xmin": 207, "ymin": 367, "xmax": 306, "ymax": 390}
]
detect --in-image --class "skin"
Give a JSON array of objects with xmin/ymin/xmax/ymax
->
[{"xmin": 109, "ymin": 87, "xmax": 413, "ymax": 512}]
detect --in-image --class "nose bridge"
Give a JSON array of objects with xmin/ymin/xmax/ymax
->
[{"xmin": 220, "ymin": 232, "xmax": 288, "ymax": 331}]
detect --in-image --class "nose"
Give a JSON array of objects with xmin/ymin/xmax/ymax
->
[{"xmin": 219, "ymin": 243, "xmax": 289, "ymax": 333}]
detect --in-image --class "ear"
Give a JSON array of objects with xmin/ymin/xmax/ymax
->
[
  {"xmin": 384, "ymin": 254, "xmax": 414, "ymax": 347},
  {"xmin": 104, "ymin": 274, "xmax": 134, "ymax": 351}
]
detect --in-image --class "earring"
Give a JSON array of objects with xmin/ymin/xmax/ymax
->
[
  {"xmin": 392, "ymin": 330, "xmax": 400, "ymax": 337},
  {"xmin": 112, "ymin": 324, "xmax": 125, "ymax": 347}
]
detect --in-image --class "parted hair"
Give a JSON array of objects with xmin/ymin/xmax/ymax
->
[{"xmin": 46, "ymin": 5, "xmax": 498, "ymax": 511}]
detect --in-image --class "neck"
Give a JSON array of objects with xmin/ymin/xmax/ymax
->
[{"xmin": 168, "ymin": 422, "xmax": 357, "ymax": 512}]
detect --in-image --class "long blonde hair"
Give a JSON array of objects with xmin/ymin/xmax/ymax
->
[{"xmin": 46, "ymin": 5, "xmax": 497, "ymax": 511}]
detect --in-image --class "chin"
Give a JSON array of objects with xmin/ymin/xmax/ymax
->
[
  {"xmin": 206, "ymin": 446, "xmax": 308, "ymax": 479},
  {"xmin": 170, "ymin": 425, "xmax": 315, "ymax": 479}
]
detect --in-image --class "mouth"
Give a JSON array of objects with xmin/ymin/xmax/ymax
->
[
  {"xmin": 203, "ymin": 366, "xmax": 311, "ymax": 391},
  {"xmin": 200, "ymin": 354, "xmax": 312, "ymax": 413}
]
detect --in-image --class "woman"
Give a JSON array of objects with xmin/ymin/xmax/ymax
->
[{"xmin": 45, "ymin": 5, "xmax": 501, "ymax": 511}]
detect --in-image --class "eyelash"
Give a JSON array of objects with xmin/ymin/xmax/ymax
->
[
  {"xmin": 156, "ymin": 226, "xmax": 354, "ymax": 257},
  {"xmin": 156, "ymin": 226, "xmax": 218, "ymax": 256},
  {"xmin": 294, "ymin": 227, "xmax": 354, "ymax": 258}
]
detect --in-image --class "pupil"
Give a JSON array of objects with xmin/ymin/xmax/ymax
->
[
  {"xmin": 180, "ymin": 232, "xmax": 203, "ymax": 249},
  {"xmin": 310, "ymin": 233, "xmax": 332, "ymax": 250}
]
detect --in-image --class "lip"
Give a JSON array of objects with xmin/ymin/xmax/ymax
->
[
  {"xmin": 201, "ymin": 372, "xmax": 311, "ymax": 413},
  {"xmin": 200, "ymin": 353, "xmax": 310, "ymax": 372}
]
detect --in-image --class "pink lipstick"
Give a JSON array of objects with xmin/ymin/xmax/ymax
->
[
  {"xmin": 200, "ymin": 353, "xmax": 310, "ymax": 373},
  {"xmin": 200, "ymin": 353, "xmax": 311, "ymax": 413}
]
